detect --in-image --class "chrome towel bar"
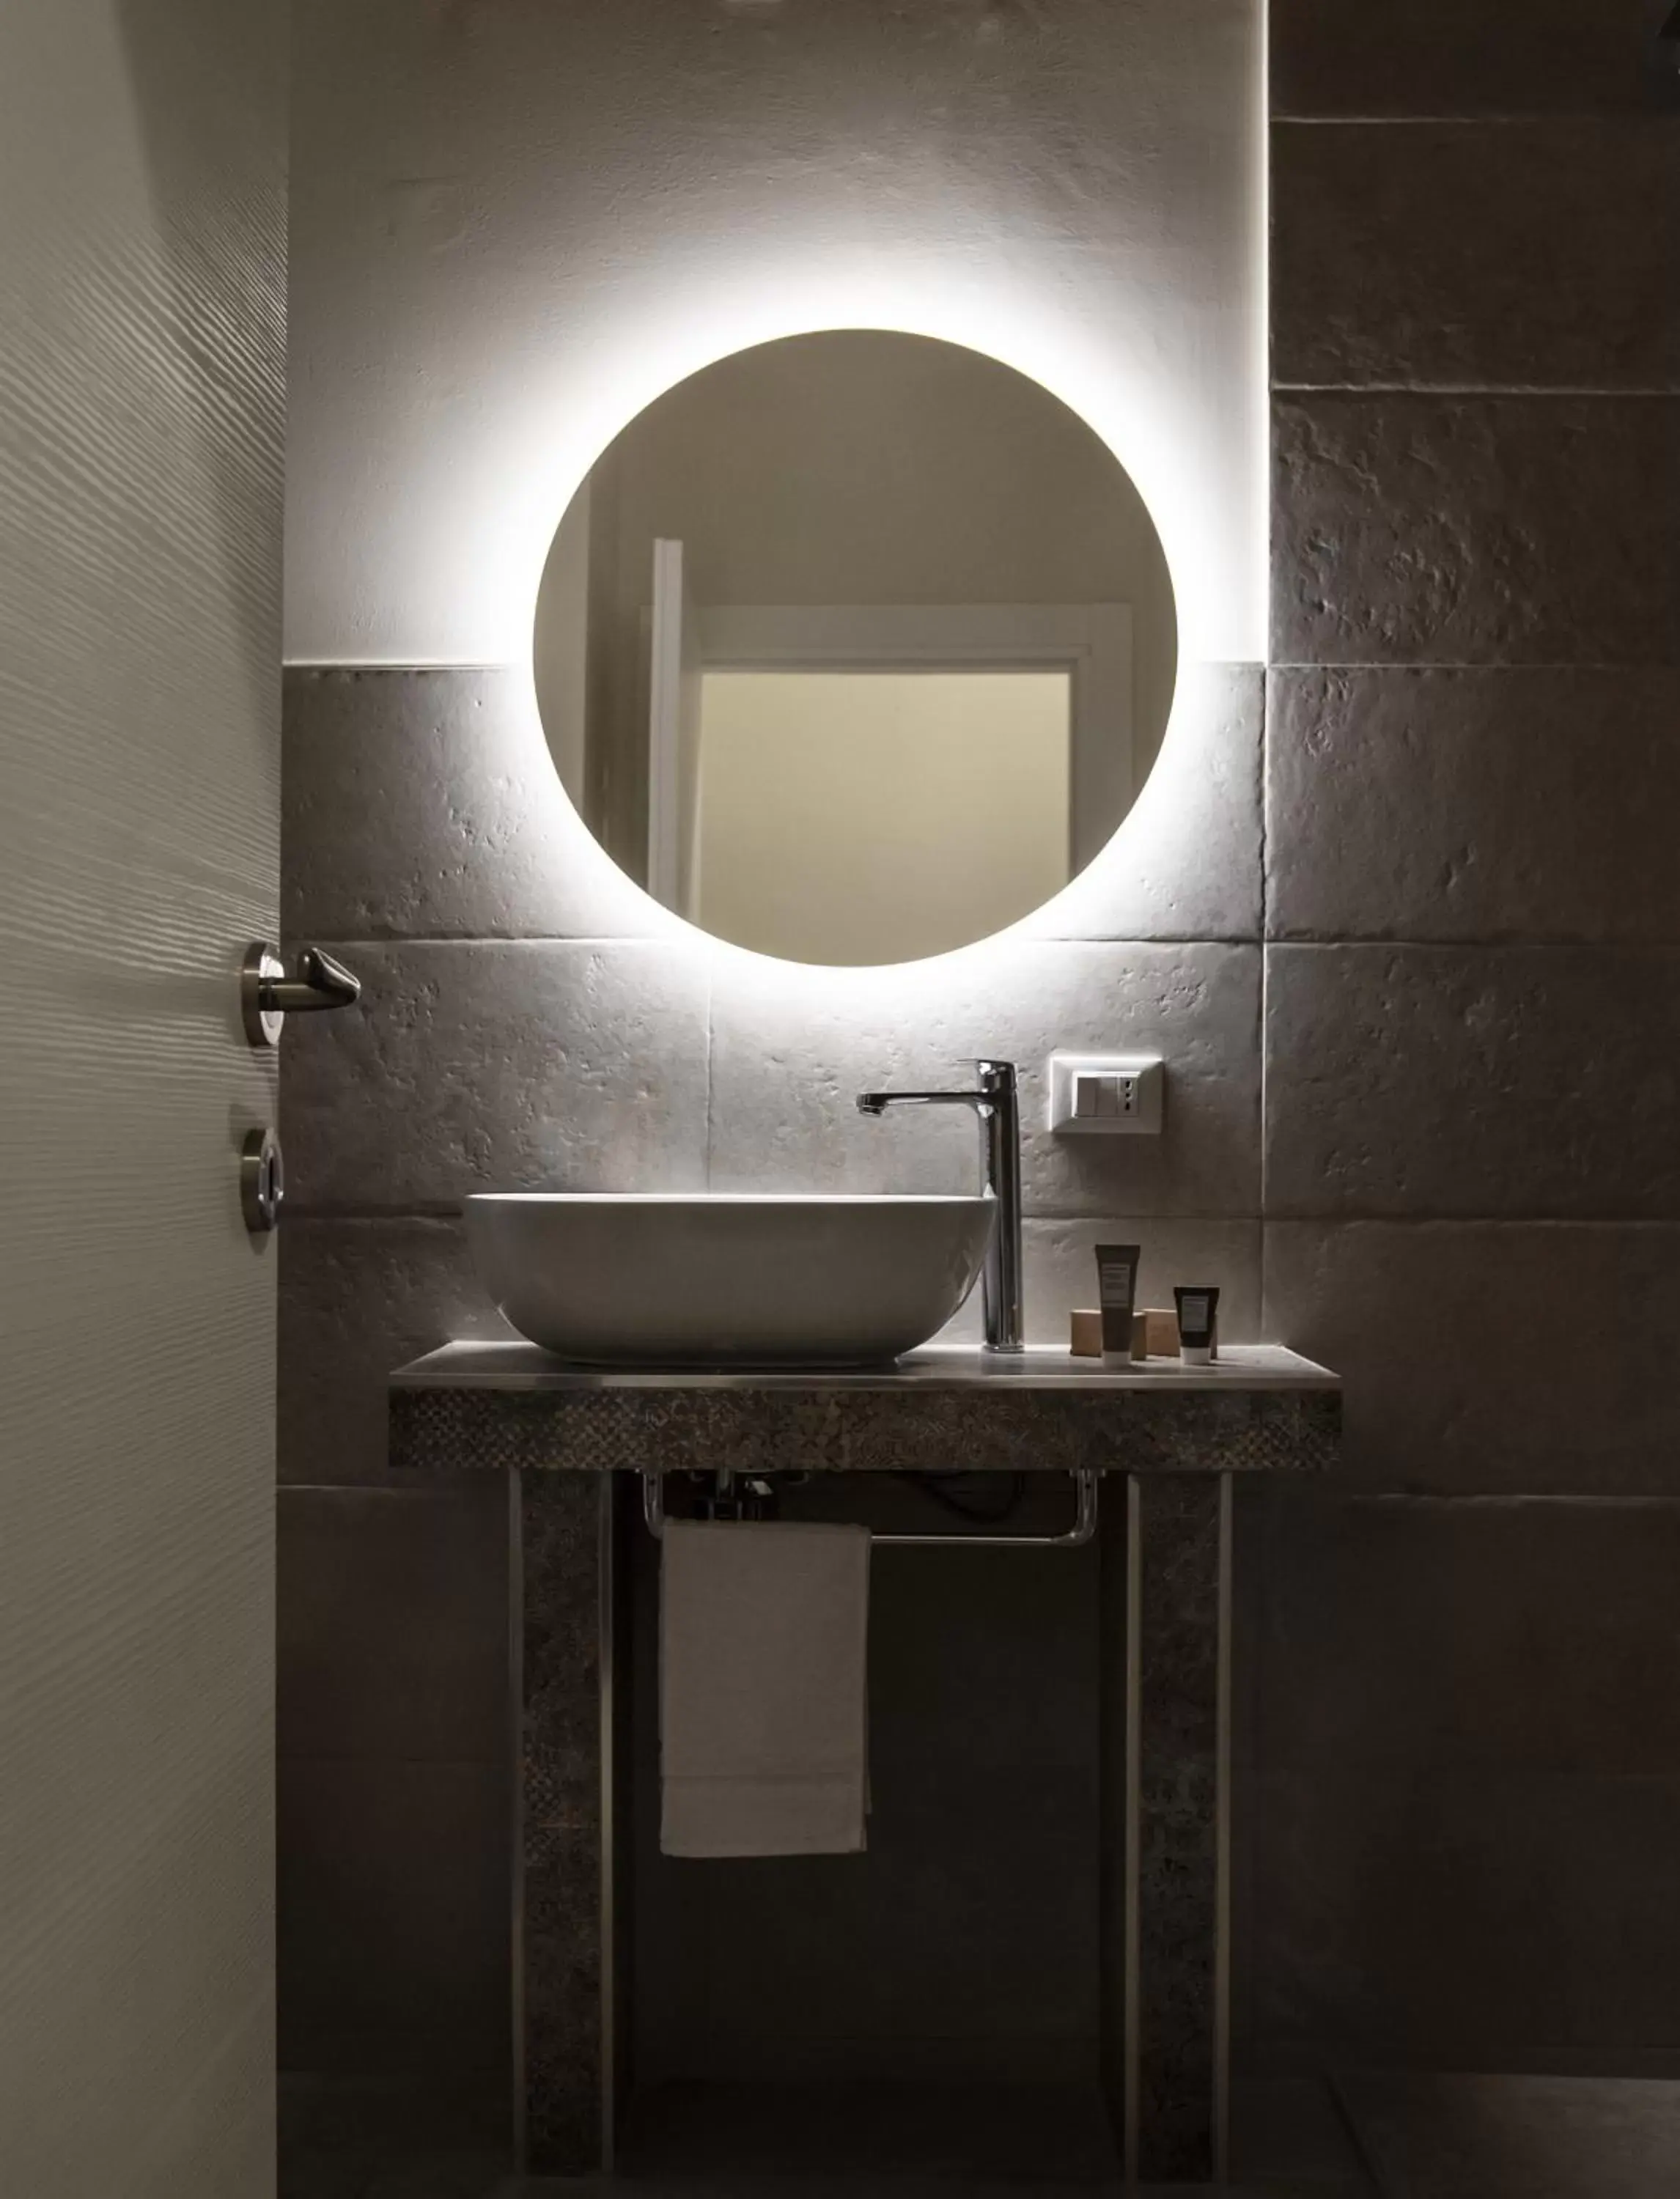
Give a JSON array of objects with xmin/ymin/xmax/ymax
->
[{"xmin": 640, "ymin": 1468, "xmax": 1099, "ymax": 1550}]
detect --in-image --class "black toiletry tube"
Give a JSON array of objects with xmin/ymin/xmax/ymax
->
[
  {"xmin": 1174, "ymin": 1285, "xmax": 1220, "ymax": 1365},
  {"xmin": 1094, "ymin": 1243, "xmax": 1141, "ymax": 1363}
]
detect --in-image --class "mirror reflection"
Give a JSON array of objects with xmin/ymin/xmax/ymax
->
[{"xmin": 534, "ymin": 331, "xmax": 1177, "ymax": 965}]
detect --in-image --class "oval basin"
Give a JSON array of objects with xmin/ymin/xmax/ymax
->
[{"xmin": 465, "ymin": 1193, "xmax": 994, "ymax": 1368}]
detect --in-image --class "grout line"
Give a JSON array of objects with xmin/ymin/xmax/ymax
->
[
  {"xmin": 283, "ymin": 659, "xmax": 520, "ymax": 674},
  {"xmin": 703, "ymin": 961, "xmax": 717, "ymax": 1190},
  {"xmin": 1274, "ymin": 383, "xmax": 1680, "ymax": 398},
  {"xmin": 284, "ymin": 934, "xmax": 671, "ymax": 949},
  {"xmin": 286, "ymin": 928, "xmax": 1680, "ymax": 953},
  {"xmin": 1258, "ymin": 671, "xmax": 1271, "ymax": 1223},
  {"xmin": 284, "ymin": 1206, "xmax": 1680, "ymax": 1231},
  {"xmin": 1030, "ymin": 932, "xmax": 1261, "ymax": 948},
  {"xmin": 279, "ymin": 1481, "xmax": 496, "ymax": 1496},
  {"xmin": 1121, "ymin": 1475, "xmax": 1143, "ymax": 2185},
  {"xmin": 285, "ymin": 1204, "xmax": 466, "ymax": 1223},
  {"xmin": 1214, "ymin": 1472, "xmax": 1234, "ymax": 2184},
  {"xmin": 1262, "ymin": 938, "xmax": 1680, "ymax": 952},
  {"xmin": 1256, "ymin": 0, "xmax": 1272, "ymax": 658},
  {"xmin": 596, "ymin": 1477, "xmax": 616, "ymax": 2173},
  {"xmin": 1272, "ymin": 111, "xmax": 1680, "ymax": 125},
  {"xmin": 288, "ymin": 929, "xmax": 1270, "ymax": 950},
  {"xmin": 1297, "ymin": 1492, "xmax": 1680, "ymax": 1511},
  {"xmin": 1268, "ymin": 652, "xmax": 1680, "ymax": 663},
  {"xmin": 508, "ymin": 1473, "xmax": 528, "ymax": 2176},
  {"xmin": 276, "ymin": 1750, "xmax": 509, "ymax": 1768}
]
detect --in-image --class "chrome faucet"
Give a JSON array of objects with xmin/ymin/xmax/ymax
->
[{"xmin": 856, "ymin": 1058, "xmax": 1023, "ymax": 1352}]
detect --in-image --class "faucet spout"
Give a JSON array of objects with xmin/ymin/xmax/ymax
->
[{"xmin": 855, "ymin": 1058, "xmax": 1023, "ymax": 1352}]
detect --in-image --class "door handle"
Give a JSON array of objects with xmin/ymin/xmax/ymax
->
[{"xmin": 242, "ymin": 940, "xmax": 362, "ymax": 1047}]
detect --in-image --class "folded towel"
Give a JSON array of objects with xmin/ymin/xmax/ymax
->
[{"xmin": 660, "ymin": 1519, "xmax": 871, "ymax": 1857}]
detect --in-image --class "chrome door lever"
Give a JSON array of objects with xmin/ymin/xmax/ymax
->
[{"xmin": 242, "ymin": 940, "xmax": 362, "ymax": 1047}]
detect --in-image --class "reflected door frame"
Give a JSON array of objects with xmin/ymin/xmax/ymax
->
[{"xmin": 695, "ymin": 602, "xmax": 1135, "ymax": 882}]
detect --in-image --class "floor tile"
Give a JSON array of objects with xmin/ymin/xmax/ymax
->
[{"xmin": 1335, "ymin": 2071, "xmax": 1680, "ymax": 2199}]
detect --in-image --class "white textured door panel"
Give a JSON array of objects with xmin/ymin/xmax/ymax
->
[{"xmin": 0, "ymin": 3, "xmax": 284, "ymax": 2192}]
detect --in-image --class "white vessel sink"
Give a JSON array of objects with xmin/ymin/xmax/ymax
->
[{"xmin": 465, "ymin": 1193, "xmax": 995, "ymax": 1368}]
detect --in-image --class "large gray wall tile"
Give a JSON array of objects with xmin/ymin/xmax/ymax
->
[
  {"xmin": 641, "ymin": 1761, "xmax": 1099, "ymax": 2082},
  {"xmin": 707, "ymin": 943, "xmax": 1261, "ymax": 1218},
  {"xmin": 1016, "ymin": 662, "xmax": 1262, "ymax": 944},
  {"xmin": 278, "ymin": 1756, "xmax": 510, "ymax": 2074},
  {"xmin": 1251, "ymin": 1489, "xmax": 1680, "ymax": 1775},
  {"xmin": 1267, "ymin": 669, "xmax": 1680, "ymax": 944},
  {"xmin": 1263, "ymin": 1221, "xmax": 1680, "ymax": 1494},
  {"xmin": 989, "ymin": 1216, "xmax": 1260, "ymax": 1347},
  {"xmin": 1229, "ymin": 2077, "xmax": 1373, "ymax": 2187},
  {"xmin": 1250, "ymin": 1763, "xmax": 1680, "ymax": 2059},
  {"xmin": 282, "ymin": 658, "xmax": 1261, "ymax": 950},
  {"xmin": 1272, "ymin": 122, "xmax": 1680, "ymax": 391},
  {"xmin": 1265, "ymin": 944, "xmax": 1680, "ymax": 1218},
  {"xmin": 712, "ymin": 1763, "xmax": 1099, "ymax": 2071},
  {"xmin": 1272, "ymin": 0, "xmax": 1679, "ymax": 119},
  {"xmin": 278, "ymin": 1486, "xmax": 509, "ymax": 1762},
  {"xmin": 281, "ymin": 938, "xmax": 711, "ymax": 1213},
  {"xmin": 281, "ymin": 1217, "xmax": 509, "ymax": 1487},
  {"xmin": 1272, "ymin": 394, "xmax": 1680, "ymax": 666},
  {"xmin": 865, "ymin": 1514, "xmax": 1099, "ymax": 1775},
  {"xmin": 936, "ymin": 1215, "xmax": 1260, "ymax": 1347},
  {"xmin": 284, "ymin": 667, "xmax": 662, "ymax": 941}
]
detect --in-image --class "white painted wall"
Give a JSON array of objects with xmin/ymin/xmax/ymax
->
[
  {"xmin": 288, "ymin": 0, "xmax": 1264, "ymax": 671},
  {"xmin": 696, "ymin": 670, "xmax": 1072, "ymax": 962},
  {"xmin": 0, "ymin": 0, "xmax": 284, "ymax": 2190}
]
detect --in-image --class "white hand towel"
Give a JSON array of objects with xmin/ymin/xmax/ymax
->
[{"xmin": 660, "ymin": 1519, "xmax": 870, "ymax": 1857}]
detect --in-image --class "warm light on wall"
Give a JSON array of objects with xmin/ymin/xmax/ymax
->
[{"xmin": 500, "ymin": 265, "xmax": 1241, "ymax": 686}]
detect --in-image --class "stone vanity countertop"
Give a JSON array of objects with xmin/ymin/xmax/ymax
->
[
  {"xmin": 389, "ymin": 1343, "xmax": 1341, "ymax": 1477},
  {"xmin": 392, "ymin": 1341, "xmax": 1338, "ymax": 1392}
]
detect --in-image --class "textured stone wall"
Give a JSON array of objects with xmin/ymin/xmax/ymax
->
[
  {"xmin": 276, "ymin": 0, "xmax": 1680, "ymax": 2092},
  {"xmin": 1247, "ymin": 0, "xmax": 1680, "ymax": 2071},
  {"xmin": 276, "ymin": 658, "xmax": 1269, "ymax": 2077},
  {"xmin": 279, "ymin": 0, "xmax": 1266, "ymax": 2082}
]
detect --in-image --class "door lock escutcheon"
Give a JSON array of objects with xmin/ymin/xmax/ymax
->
[{"xmin": 241, "ymin": 1126, "xmax": 284, "ymax": 1234}]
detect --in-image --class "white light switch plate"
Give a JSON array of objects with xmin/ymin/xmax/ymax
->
[{"xmin": 1048, "ymin": 1053, "xmax": 1164, "ymax": 1135}]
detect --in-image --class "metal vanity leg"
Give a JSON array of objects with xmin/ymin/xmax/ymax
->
[
  {"xmin": 511, "ymin": 1470, "xmax": 615, "ymax": 2176},
  {"xmin": 1112, "ymin": 1471, "xmax": 1232, "ymax": 2185}
]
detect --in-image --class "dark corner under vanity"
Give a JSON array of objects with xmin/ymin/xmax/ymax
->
[{"xmin": 388, "ymin": 1344, "xmax": 1340, "ymax": 2187}]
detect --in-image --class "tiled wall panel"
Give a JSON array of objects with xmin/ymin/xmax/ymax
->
[
  {"xmin": 1267, "ymin": 669, "xmax": 1680, "ymax": 945},
  {"xmin": 1272, "ymin": 394, "xmax": 1680, "ymax": 668},
  {"xmin": 278, "ymin": 0, "xmax": 1680, "ymax": 2095},
  {"xmin": 1258, "ymin": 0, "xmax": 1680, "ymax": 2075},
  {"xmin": 1272, "ymin": 0, "xmax": 1677, "ymax": 119},
  {"xmin": 1272, "ymin": 122, "xmax": 1680, "ymax": 391},
  {"xmin": 277, "ymin": 660, "xmax": 1267, "ymax": 2081}
]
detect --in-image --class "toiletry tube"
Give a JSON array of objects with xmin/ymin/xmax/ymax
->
[
  {"xmin": 1094, "ymin": 1244, "xmax": 1142, "ymax": 1364},
  {"xmin": 1174, "ymin": 1285, "xmax": 1220, "ymax": 1365}
]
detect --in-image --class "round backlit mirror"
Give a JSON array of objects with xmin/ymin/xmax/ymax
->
[{"xmin": 534, "ymin": 331, "xmax": 1177, "ymax": 965}]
